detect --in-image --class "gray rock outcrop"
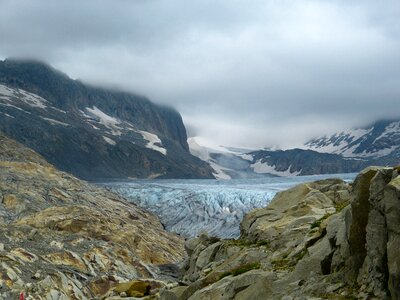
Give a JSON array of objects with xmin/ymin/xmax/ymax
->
[
  {"xmin": 0, "ymin": 133, "xmax": 185, "ymax": 299},
  {"xmin": 163, "ymin": 166, "xmax": 400, "ymax": 299}
]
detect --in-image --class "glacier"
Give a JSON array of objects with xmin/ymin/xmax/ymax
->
[{"xmin": 103, "ymin": 173, "xmax": 356, "ymax": 239}]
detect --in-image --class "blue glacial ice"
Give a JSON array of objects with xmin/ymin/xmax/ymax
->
[{"xmin": 102, "ymin": 173, "xmax": 356, "ymax": 239}]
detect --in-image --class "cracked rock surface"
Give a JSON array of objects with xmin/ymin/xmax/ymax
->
[{"xmin": 0, "ymin": 133, "xmax": 185, "ymax": 299}]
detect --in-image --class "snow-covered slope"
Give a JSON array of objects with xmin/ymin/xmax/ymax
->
[
  {"xmin": 188, "ymin": 136, "xmax": 360, "ymax": 178},
  {"xmin": 189, "ymin": 119, "xmax": 400, "ymax": 179},
  {"xmin": 250, "ymin": 159, "xmax": 301, "ymax": 176},
  {"xmin": 188, "ymin": 137, "xmax": 290, "ymax": 179},
  {"xmin": 305, "ymin": 120, "xmax": 400, "ymax": 159},
  {"xmin": 188, "ymin": 137, "xmax": 239, "ymax": 179},
  {"xmin": 0, "ymin": 85, "xmax": 169, "ymax": 156}
]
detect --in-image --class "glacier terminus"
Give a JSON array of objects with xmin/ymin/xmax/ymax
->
[{"xmin": 102, "ymin": 173, "xmax": 356, "ymax": 239}]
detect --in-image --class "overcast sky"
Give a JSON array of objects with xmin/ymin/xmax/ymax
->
[{"xmin": 0, "ymin": 0, "xmax": 399, "ymax": 148}]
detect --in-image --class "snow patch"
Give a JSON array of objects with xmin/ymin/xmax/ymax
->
[
  {"xmin": 103, "ymin": 136, "xmax": 116, "ymax": 146},
  {"xmin": 237, "ymin": 153, "xmax": 253, "ymax": 161},
  {"xmin": 0, "ymin": 85, "xmax": 15, "ymax": 97},
  {"xmin": 209, "ymin": 161, "xmax": 232, "ymax": 179},
  {"xmin": 373, "ymin": 121, "xmax": 400, "ymax": 143},
  {"xmin": 305, "ymin": 128, "xmax": 373, "ymax": 155},
  {"xmin": 50, "ymin": 107, "xmax": 67, "ymax": 114},
  {"xmin": 17, "ymin": 89, "xmax": 48, "ymax": 109},
  {"xmin": 0, "ymin": 84, "xmax": 48, "ymax": 109},
  {"xmin": 189, "ymin": 136, "xmax": 237, "ymax": 154},
  {"xmin": 0, "ymin": 102, "xmax": 31, "ymax": 113},
  {"xmin": 251, "ymin": 160, "xmax": 301, "ymax": 176},
  {"xmin": 40, "ymin": 117, "xmax": 69, "ymax": 126},
  {"xmin": 81, "ymin": 107, "xmax": 167, "ymax": 154},
  {"xmin": 0, "ymin": 112, "xmax": 14, "ymax": 118},
  {"xmin": 189, "ymin": 137, "xmax": 232, "ymax": 179},
  {"xmin": 84, "ymin": 106, "xmax": 122, "ymax": 135},
  {"xmin": 138, "ymin": 130, "xmax": 167, "ymax": 155},
  {"xmin": 188, "ymin": 137, "xmax": 213, "ymax": 161},
  {"xmin": 358, "ymin": 146, "xmax": 398, "ymax": 158}
]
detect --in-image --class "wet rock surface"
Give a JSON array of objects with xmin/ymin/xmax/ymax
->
[
  {"xmin": 0, "ymin": 133, "xmax": 185, "ymax": 299},
  {"xmin": 162, "ymin": 166, "xmax": 400, "ymax": 299}
]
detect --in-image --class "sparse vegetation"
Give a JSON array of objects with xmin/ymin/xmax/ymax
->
[
  {"xmin": 255, "ymin": 240, "xmax": 270, "ymax": 247},
  {"xmin": 334, "ymin": 201, "xmax": 349, "ymax": 212},
  {"xmin": 271, "ymin": 258, "xmax": 291, "ymax": 271},
  {"xmin": 310, "ymin": 213, "xmax": 333, "ymax": 229},
  {"xmin": 225, "ymin": 238, "xmax": 269, "ymax": 248},
  {"xmin": 293, "ymin": 248, "xmax": 308, "ymax": 262},
  {"xmin": 272, "ymin": 248, "xmax": 309, "ymax": 271}
]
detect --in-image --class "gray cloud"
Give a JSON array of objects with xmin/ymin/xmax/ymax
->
[{"xmin": 1, "ymin": 0, "xmax": 399, "ymax": 148}]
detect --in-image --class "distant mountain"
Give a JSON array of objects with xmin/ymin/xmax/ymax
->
[
  {"xmin": 188, "ymin": 137, "xmax": 337, "ymax": 178},
  {"xmin": 248, "ymin": 148, "xmax": 366, "ymax": 176},
  {"xmin": 188, "ymin": 137, "xmax": 263, "ymax": 179},
  {"xmin": 0, "ymin": 59, "xmax": 214, "ymax": 179},
  {"xmin": 190, "ymin": 119, "xmax": 400, "ymax": 178},
  {"xmin": 305, "ymin": 119, "xmax": 400, "ymax": 160}
]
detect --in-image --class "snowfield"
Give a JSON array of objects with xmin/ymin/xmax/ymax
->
[
  {"xmin": 251, "ymin": 160, "xmax": 302, "ymax": 176},
  {"xmin": 305, "ymin": 121, "xmax": 400, "ymax": 159},
  {"xmin": 138, "ymin": 130, "xmax": 167, "ymax": 155},
  {"xmin": 0, "ymin": 84, "xmax": 48, "ymax": 109},
  {"xmin": 82, "ymin": 106, "xmax": 167, "ymax": 154},
  {"xmin": 84, "ymin": 106, "xmax": 123, "ymax": 136}
]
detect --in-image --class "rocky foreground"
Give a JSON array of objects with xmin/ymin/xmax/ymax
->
[
  {"xmin": 161, "ymin": 166, "xmax": 400, "ymax": 299},
  {"xmin": 0, "ymin": 133, "xmax": 185, "ymax": 299},
  {"xmin": 2, "ymin": 130, "xmax": 400, "ymax": 299}
]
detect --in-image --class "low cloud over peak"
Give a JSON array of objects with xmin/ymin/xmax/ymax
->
[{"xmin": 1, "ymin": 0, "xmax": 399, "ymax": 148}]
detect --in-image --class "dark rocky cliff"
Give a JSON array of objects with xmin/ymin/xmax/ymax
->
[
  {"xmin": 250, "ymin": 148, "xmax": 367, "ymax": 175},
  {"xmin": 0, "ymin": 59, "xmax": 214, "ymax": 179}
]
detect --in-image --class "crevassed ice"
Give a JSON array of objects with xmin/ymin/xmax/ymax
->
[
  {"xmin": 105, "ymin": 174, "xmax": 356, "ymax": 239},
  {"xmin": 111, "ymin": 184, "xmax": 275, "ymax": 238}
]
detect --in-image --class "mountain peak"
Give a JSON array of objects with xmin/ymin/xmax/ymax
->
[
  {"xmin": 305, "ymin": 118, "xmax": 400, "ymax": 159},
  {"xmin": 1, "ymin": 57, "xmax": 70, "ymax": 83}
]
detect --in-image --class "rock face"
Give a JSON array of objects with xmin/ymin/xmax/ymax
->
[
  {"xmin": 163, "ymin": 166, "xmax": 400, "ymax": 299},
  {"xmin": 0, "ymin": 133, "xmax": 185, "ymax": 299},
  {"xmin": 0, "ymin": 59, "xmax": 214, "ymax": 179},
  {"xmin": 249, "ymin": 148, "xmax": 367, "ymax": 176}
]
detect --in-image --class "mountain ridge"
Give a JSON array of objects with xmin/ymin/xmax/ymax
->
[
  {"xmin": 0, "ymin": 59, "xmax": 214, "ymax": 179},
  {"xmin": 304, "ymin": 119, "xmax": 400, "ymax": 159},
  {"xmin": 189, "ymin": 118, "xmax": 400, "ymax": 178}
]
